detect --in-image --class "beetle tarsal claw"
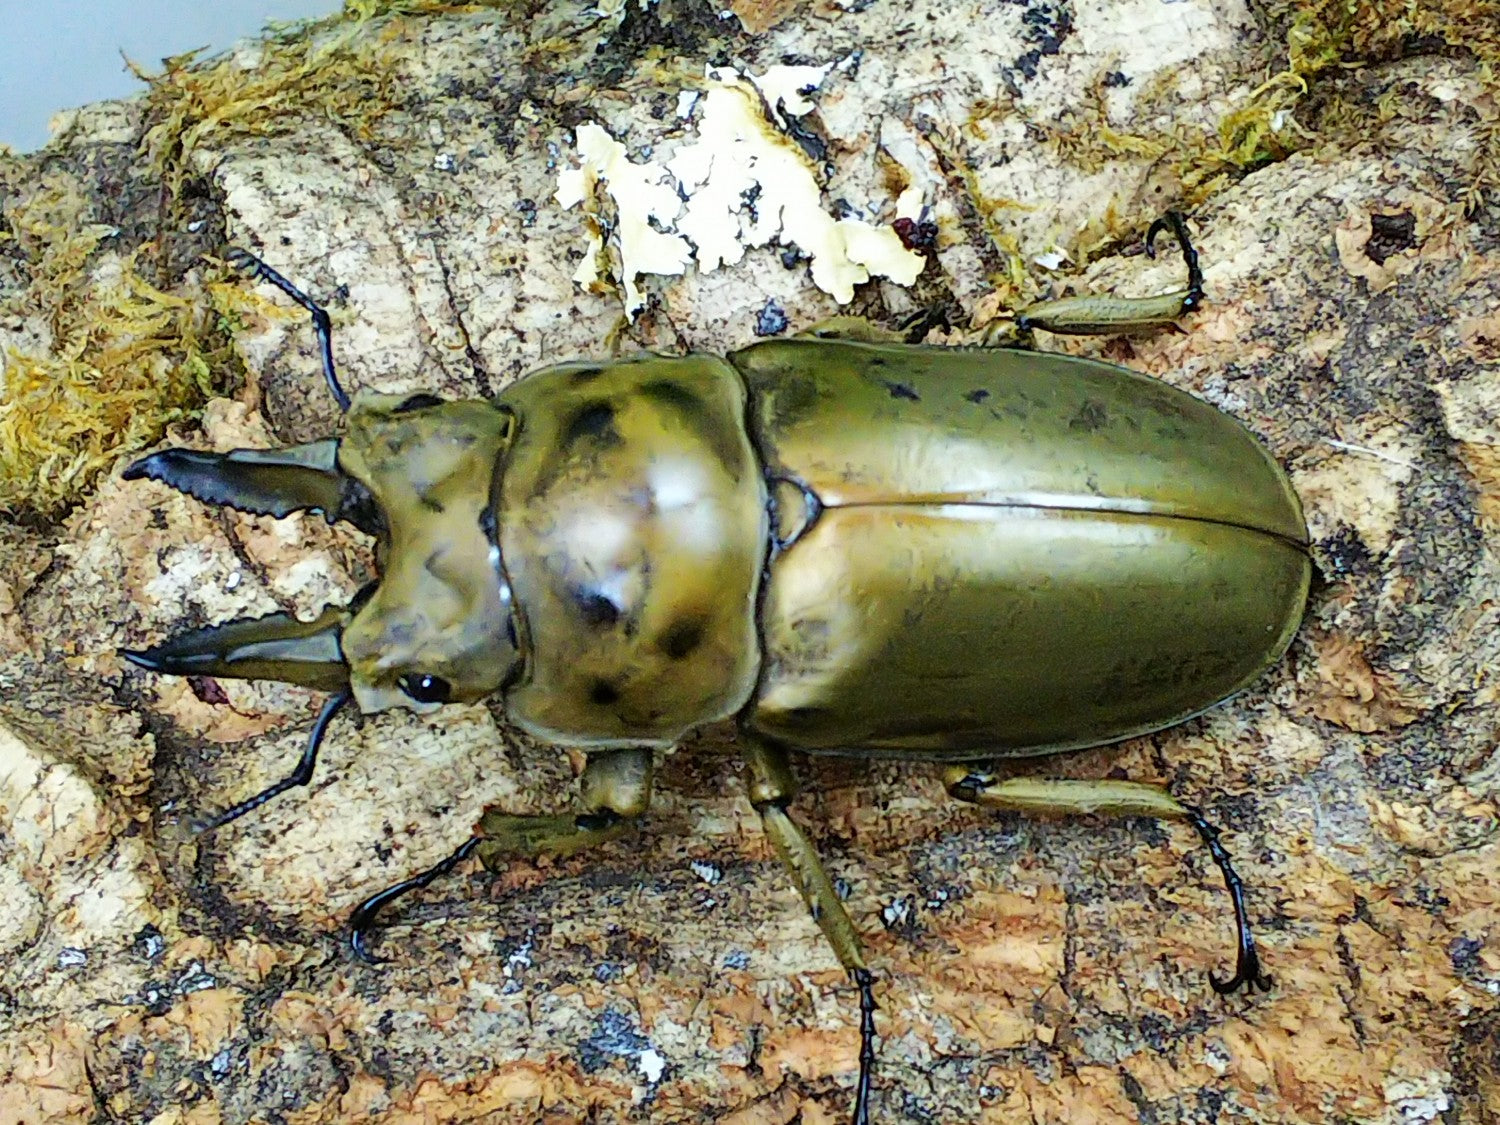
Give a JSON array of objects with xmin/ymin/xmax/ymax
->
[
  {"xmin": 122, "ymin": 605, "xmax": 349, "ymax": 692},
  {"xmin": 347, "ymin": 835, "xmax": 484, "ymax": 963},
  {"xmin": 124, "ymin": 440, "xmax": 372, "ymax": 528},
  {"xmin": 850, "ymin": 966, "xmax": 878, "ymax": 1125}
]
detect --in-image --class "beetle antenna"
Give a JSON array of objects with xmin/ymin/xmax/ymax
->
[
  {"xmin": 227, "ymin": 248, "xmax": 352, "ymax": 411},
  {"xmin": 195, "ymin": 688, "xmax": 351, "ymax": 834},
  {"xmin": 1182, "ymin": 806, "xmax": 1273, "ymax": 994},
  {"xmin": 348, "ymin": 835, "xmax": 483, "ymax": 964},
  {"xmin": 851, "ymin": 967, "xmax": 878, "ymax": 1125},
  {"xmin": 1144, "ymin": 210, "xmax": 1204, "ymax": 314}
]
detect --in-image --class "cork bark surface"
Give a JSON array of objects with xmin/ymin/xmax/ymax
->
[{"xmin": 2, "ymin": 2, "xmax": 1498, "ymax": 1123}]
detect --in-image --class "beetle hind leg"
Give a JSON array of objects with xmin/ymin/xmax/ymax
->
[
  {"xmin": 998, "ymin": 210, "xmax": 1205, "ymax": 344},
  {"xmin": 943, "ymin": 768, "xmax": 1271, "ymax": 996},
  {"xmin": 348, "ymin": 747, "xmax": 653, "ymax": 962},
  {"xmin": 794, "ymin": 315, "xmax": 908, "ymax": 344},
  {"xmin": 744, "ymin": 737, "xmax": 876, "ymax": 1125}
]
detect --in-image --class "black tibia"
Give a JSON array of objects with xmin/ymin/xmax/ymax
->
[
  {"xmin": 347, "ymin": 747, "xmax": 653, "ymax": 963},
  {"xmin": 227, "ymin": 248, "xmax": 350, "ymax": 412},
  {"xmin": 196, "ymin": 688, "xmax": 352, "ymax": 834},
  {"xmin": 742, "ymin": 736, "xmax": 876, "ymax": 1125},
  {"xmin": 942, "ymin": 770, "xmax": 1271, "ymax": 995}
]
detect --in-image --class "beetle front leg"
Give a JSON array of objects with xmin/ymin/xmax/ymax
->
[
  {"xmin": 743, "ymin": 737, "xmax": 876, "ymax": 1125},
  {"xmin": 794, "ymin": 315, "xmax": 908, "ymax": 344},
  {"xmin": 349, "ymin": 747, "xmax": 653, "ymax": 961},
  {"xmin": 943, "ymin": 768, "xmax": 1271, "ymax": 995},
  {"xmin": 226, "ymin": 248, "xmax": 352, "ymax": 411}
]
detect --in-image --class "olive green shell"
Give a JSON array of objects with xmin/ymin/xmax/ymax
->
[
  {"xmin": 487, "ymin": 340, "xmax": 1308, "ymax": 758},
  {"xmin": 734, "ymin": 339, "xmax": 1308, "ymax": 756}
]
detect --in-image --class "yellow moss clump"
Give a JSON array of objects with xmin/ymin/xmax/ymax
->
[
  {"xmin": 133, "ymin": 0, "xmax": 527, "ymax": 196},
  {"xmin": 340, "ymin": 0, "xmax": 511, "ymax": 16},
  {"xmin": 1037, "ymin": 0, "xmax": 1500, "ymax": 213},
  {"xmin": 1275, "ymin": 0, "xmax": 1500, "ymax": 209},
  {"xmin": 0, "ymin": 4, "xmax": 424, "ymax": 516},
  {"xmin": 136, "ymin": 29, "xmax": 400, "ymax": 196},
  {"xmin": 0, "ymin": 6, "xmax": 418, "ymax": 516},
  {"xmin": 132, "ymin": 0, "xmax": 524, "ymax": 195},
  {"xmin": 1183, "ymin": 0, "xmax": 1500, "ymax": 206},
  {"xmin": 0, "ymin": 181, "xmax": 234, "ymax": 516},
  {"xmin": 1276, "ymin": 0, "xmax": 1500, "ymax": 72}
]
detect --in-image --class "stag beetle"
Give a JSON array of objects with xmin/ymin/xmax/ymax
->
[{"xmin": 123, "ymin": 214, "xmax": 1308, "ymax": 1124}]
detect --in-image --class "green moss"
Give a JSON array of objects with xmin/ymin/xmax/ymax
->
[
  {"xmin": 1269, "ymin": 0, "xmax": 1500, "ymax": 71},
  {"xmin": 0, "ymin": 180, "xmax": 244, "ymax": 515},
  {"xmin": 0, "ymin": 7, "xmax": 414, "ymax": 515},
  {"xmin": 0, "ymin": 1, "xmax": 527, "ymax": 515},
  {"xmin": 1039, "ymin": 0, "xmax": 1499, "ymax": 210},
  {"xmin": 340, "ymin": 0, "xmax": 518, "ymax": 16},
  {"xmin": 1272, "ymin": 0, "xmax": 1500, "ymax": 208},
  {"xmin": 134, "ymin": 28, "xmax": 403, "ymax": 197}
]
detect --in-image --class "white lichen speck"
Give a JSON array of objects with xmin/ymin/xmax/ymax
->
[{"xmin": 638, "ymin": 1046, "xmax": 667, "ymax": 1083}]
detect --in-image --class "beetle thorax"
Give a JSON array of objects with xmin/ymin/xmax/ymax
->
[{"xmin": 337, "ymin": 393, "xmax": 520, "ymax": 713}]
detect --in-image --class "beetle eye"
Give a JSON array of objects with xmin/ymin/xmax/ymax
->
[{"xmin": 398, "ymin": 673, "xmax": 452, "ymax": 704}]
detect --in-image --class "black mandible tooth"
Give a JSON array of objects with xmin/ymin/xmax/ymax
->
[
  {"xmin": 125, "ymin": 449, "xmax": 286, "ymax": 517},
  {"xmin": 120, "ymin": 606, "xmax": 350, "ymax": 692},
  {"xmin": 124, "ymin": 441, "xmax": 349, "ymax": 522}
]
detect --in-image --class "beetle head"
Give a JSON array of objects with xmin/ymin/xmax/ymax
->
[{"xmin": 123, "ymin": 392, "xmax": 522, "ymax": 715}]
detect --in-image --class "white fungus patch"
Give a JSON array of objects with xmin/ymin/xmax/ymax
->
[
  {"xmin": 1384, "ymin": 1074, "xmax": 1453, "ymax": 1124},
  {"xmin": 555, "ymin": 123, "xmax": 693, "ymax": 313},
  {"xmin": 747, "ymin": 62, "xmax": 835, "ymax": 125},
  {"xmin": 556, "ymin": 66, "xmax": 923, "ymax": 316}
]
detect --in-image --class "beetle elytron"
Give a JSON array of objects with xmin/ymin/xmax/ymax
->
[{"xmin": 123, "ymin": 214, "xmax": 1308, "ymax": 1124}]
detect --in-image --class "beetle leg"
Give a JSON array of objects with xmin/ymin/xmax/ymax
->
[
  {"xmin": 194, "ymin": 687, "xmax": 352, "ymax": 833},
  {"xmin": 348, "ymin": 747, "xmax": 653, "ymax": 962},
  {"xmin": 743, "ymin": 737, "xmax": 876, "ymax": 1125},
  {"xmin": 227, "ymin": 248, "xmax": 351, "ymax": 411},
  {"xmin": 942, "ymin": 769, "xmax": 1272, "ymax": 996},
  {"xmin": 471, "ymin": 744, "xmax": 652, "ymax": 868},
  {"xmin": 794, "ymin": 315, "xmax": 907, "ymax": 344},
  {"xmin": 1010, "ymin": 211, "xmax": 1204, "ymax": 339}
]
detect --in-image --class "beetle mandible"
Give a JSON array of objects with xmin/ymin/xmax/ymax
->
[{"xmin": 123, "ymin": 213, "xmax": 1309, "ymax": 1125}]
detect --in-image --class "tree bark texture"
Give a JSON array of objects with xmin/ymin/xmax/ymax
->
[{"xmin": 1, "ymin": 2, "xmax": 1498, "ymax": 1122}]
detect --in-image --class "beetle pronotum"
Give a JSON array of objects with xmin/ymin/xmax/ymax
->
[{"xmin": 123, "ymin": 214, "xmax": 1307, "ymax": 1124}]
